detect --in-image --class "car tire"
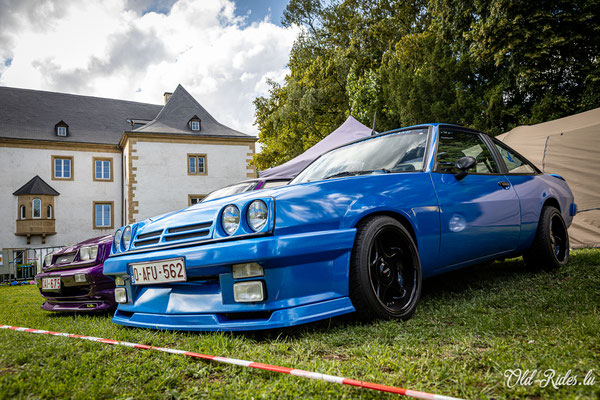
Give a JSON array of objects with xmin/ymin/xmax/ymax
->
[
  {"xmin": 523, "ymin": 206, "xmax": 569, "ymax": 269},
  {"xmin": 349, "ymin": 216, "xmax": 422, "ymax": 321}
]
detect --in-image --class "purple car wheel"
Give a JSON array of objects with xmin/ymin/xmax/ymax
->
[{"xmin": 350, "ymin": 216, "xmax": 422, "ymax": 320}]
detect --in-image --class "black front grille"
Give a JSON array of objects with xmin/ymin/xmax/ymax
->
[
  {"xmin": 164, "ymin": 230, "xmax": 210, "ymax": 242},
  {"xmin": 134, "ymin": 238, "xmax": 161, "ymax": 246},
  {"xmin": 133, "ymin": 221, "xmax": 213, "ymax": 248},
  {"xmin": 55, "ymin": 252, "xmax": 76, "ymax": 265},
  {"xmin": 137, "ymin": 230, "xmax": 162, "ymax": 239},
  {"xmin": 167, "ymin": 222, "xmax": 212, "ymax": 234},
  {"xmin": 134, "ymin": 230, "xmax": 163, "ymax": 247}
]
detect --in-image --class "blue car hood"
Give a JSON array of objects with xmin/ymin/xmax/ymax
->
[{"xmin": 126, "ymin": 172, "xmax": 435, "ymax": 252}]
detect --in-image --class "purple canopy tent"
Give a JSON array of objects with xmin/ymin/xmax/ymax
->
[{"xmin": 259, "ymin": 116, "xmax": 374, "ymax": 178}]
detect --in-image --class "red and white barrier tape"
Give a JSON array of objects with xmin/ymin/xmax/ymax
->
[{"xmin": 0, "ymin": 324, "xmax": 463, "ymax": 400}]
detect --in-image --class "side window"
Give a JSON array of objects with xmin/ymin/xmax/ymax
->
[
  {"xmin": 435, "ymin": 129, "xmax": 499, "ymax": 174},
  {"xmin": 32, "ymin": 198, "xmax": 41, "ymax": 218},
  {"xmin": 494, "ymin": 141, "xmax": 536, "ymax": 174}
]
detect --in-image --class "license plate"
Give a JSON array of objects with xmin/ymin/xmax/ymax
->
[
  {"xmin": 42, "ymin": 277, "xmax": 61, "ymax": 291},
  {"xmin": 130, "ymin": 258, "xmax": 187, "ymax": 285}
]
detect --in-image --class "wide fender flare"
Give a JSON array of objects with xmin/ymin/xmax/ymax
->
[{"xmin": 340, "ymin": 194, "xmax": 421, "ymax": 245}]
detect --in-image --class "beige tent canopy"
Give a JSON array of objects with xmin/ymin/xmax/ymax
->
[{"xmin": 497, "ymin": 107, "xmax": 600, "ymax": 248}]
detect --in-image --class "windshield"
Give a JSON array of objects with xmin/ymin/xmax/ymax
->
[
  {"xmin": 292, "ymin": 128, "xmax": 429, "ymax": 184},
  {"xmin": 202, "ymin": 181, "xmax": 258, "ymax": 202}
]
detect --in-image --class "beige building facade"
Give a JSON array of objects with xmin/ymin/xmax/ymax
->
[{"xmin": 0, "ymin": 85, "xmax": 256, "ymax": 280}]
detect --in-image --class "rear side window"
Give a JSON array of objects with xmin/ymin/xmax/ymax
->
[
  {"xmin": 435, "ymin": 129, "xmax": 499, "ymax": 174},
  {"xmin": 494, "ymin": 142, "xmax": 536, "ymax": 174},
  {"xmin": 263, "ymin": 180, "xmax": 289, "ymax": 189}
]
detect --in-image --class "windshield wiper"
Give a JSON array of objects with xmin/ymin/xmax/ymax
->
[{"xmin": 324, "ymin": 169, "xmax": 390, "ymax": 180}]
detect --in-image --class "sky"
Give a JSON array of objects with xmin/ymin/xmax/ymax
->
[{"xmin": 0, "ymin": 0, "xmax": 297, "ymax": 136}]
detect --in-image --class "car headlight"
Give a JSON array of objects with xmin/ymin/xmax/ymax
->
[
  {"xmin": 114, "ymin": 229, "xmax": 122, "ymax": 251},
  {"xmin": 78, "ymin": 245, "xmax": 99, "ymax": 261},
  {"xmin": 79, "ymin": 246, "xmax": 90, "ymax": 260},
  {"xmin": 122, "ymin": 226, "xmax": 132, "ymax": 250},
  {"xmin": 89, "ymin": 245, "xmax": 98, "ymax": 259},
  {"xmin": 44, "ymin": 254, "xmax": 52, "ymax": 267},
  {"xmin": 222, "ymin": 205, "xmax": 240, "ymax": 235},
  {"xmin": 247, "ymin": 200, "xmax": 268, "ymax": 231}
]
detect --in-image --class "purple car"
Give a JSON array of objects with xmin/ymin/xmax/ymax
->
[{"xmin": 35, "ymin": 235, "xmax": 116, "ymax": 312}]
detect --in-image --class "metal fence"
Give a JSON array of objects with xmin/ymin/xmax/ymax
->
[{"xmin": 0, "ymin": 246, "xmax": 64, "ymax": 283}]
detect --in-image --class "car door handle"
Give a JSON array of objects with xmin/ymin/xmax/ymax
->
[{"xmin": 498, "ymin": 181, "xmax": 511, "ymax": 189}]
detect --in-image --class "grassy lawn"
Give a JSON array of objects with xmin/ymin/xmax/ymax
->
[{"xmin": 0, "ymin": 249, "xmax": 598, "ymax": 399}]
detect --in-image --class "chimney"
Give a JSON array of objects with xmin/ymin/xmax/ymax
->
[{"xmin": 163, "ymin": 92, "xmax": 173, "ymax": 104}]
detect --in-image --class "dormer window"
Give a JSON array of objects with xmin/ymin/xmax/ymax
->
[
  {"xmin": 188, "ymin": 115, "xmax": 201, "ymax": 132},
  {"xmin": 55, "ymin": 121, "xmax": 69, "ymax": 137}
]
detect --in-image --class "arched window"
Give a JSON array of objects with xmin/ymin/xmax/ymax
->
[
  {"xmin": 32, "ymin": 198, "xmax": 41, "ymax": 219},
  {"xmin": 47, "ymin": 205, "xmax": 53, "ymax": 219},
  {"xmin": 20, "ymin": 205, "xmax": 26, "ymax": 220}
]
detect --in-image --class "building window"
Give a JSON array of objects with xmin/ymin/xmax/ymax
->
[
  {"xmin": 47, "ymin": 205, "xmax": 53, "ymax": 219},
  {"xmin": 20, "ymin": 205, "xmax": 26, "ymax": 220},
  {"xmin": 93, "ymin": 202, "xmax": 114, "ymax": 229},
  {"xmin": 188, "ymin": 115, "xmax": 201, "ymax": 132},
  {"xmin": 32, "ymin": 198, "xmax": 41, "ymax": 219},
  {"xmin": 188, "ymin": 194, "xmax": 206, "ymax": 206},
  {"xmin": 55, "ymin": 121, "xmax": 69, "ymax": 137},
  {"xmin": 187, "ymin": 154, "xmax": 207, "ymax": 175},
  {"xmin": 52, "ymin": 156, "xmax": 74, "ymax": 180},
  {"xmin": 93, "ymin": 157, "xmax": 113, "ymax": 181}
]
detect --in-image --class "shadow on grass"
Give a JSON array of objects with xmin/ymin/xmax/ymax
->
[
  {"xmin": 45, "ymin": 309, "xmax": 115, "ymax": 320},
  {"xmin": 244, "ymin": 257, "xmax": 550, "ymax": 341},
  {"xmin": 67, "ymin": 255, "xmax": 574, "ymax": 342}
]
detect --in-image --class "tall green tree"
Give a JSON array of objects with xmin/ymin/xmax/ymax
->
[{"xmin": 252, "ymin": 0, "xmax": 600, "ymax": 170}]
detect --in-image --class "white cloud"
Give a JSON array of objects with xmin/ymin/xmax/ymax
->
[{"xmin": 0, "ymin": 0, "xmax": 299, "ymax": 135}]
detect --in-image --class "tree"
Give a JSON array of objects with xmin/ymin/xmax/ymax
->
[{"xmin": 252, "ymin": 0, "xmax": 600, "ymax": 170}]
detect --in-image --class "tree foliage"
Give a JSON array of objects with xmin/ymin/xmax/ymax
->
[{"xmin": 252, "ymin": 0, "xmax": 600, "ymax": 170}]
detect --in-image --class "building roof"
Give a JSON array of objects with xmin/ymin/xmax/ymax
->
[
  {"xmin": 13, "ymin": 175, "xmax": 60, "ymax": 196},
  {"xmin": 0, "ymin": 86, "xmax": 163, "ymax": 145},
  {"xmin": 0, "ymin": 84, "xmax": 253, "ymax": 145},
  {"xmin": 132, "ymin": 84, "xmax": 251, "ymax": 138}
]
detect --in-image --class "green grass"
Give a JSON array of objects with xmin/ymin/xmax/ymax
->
[{"xmin": 0, "ymin": 250, "xmax": 599, "ymax": 399}]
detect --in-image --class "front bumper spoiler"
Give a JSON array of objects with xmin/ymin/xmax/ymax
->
[
  {"xmin": 113, "ymin": 297, "xmax": 355, "ymax": 331},
  {"xmin": 105, "ymin": 229, "xmax": 358, "ymax": 331}
]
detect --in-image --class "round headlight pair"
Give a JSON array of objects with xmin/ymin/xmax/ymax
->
[
  {"xmin": 221, "ymin": 200, "xmax": 268, "ymax": 235},
  {"xmin": 113, "ymin": 226, "xmax": 132, "ymax": 251}
]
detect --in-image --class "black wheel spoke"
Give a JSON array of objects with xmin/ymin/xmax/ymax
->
[{"xmin": 365, "ymin": 225, "xmax": 419, "ymax": 314}]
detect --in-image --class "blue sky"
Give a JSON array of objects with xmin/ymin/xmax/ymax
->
[
  {"xmin": 136, "ymin": 0, "xmax": 288, "ymax": 25},
  {"xmin": 233, "ymin": 0, "xmax": 288, "ymax": 25}
]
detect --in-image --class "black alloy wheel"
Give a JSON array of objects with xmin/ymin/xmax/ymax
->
[
  {"xmin": 523, "ymin": 206, "xmax": 570, "ymax": 269},
  {"xmin": 350, "ymin": 216, "xmax": 421, "ymax": 320}
]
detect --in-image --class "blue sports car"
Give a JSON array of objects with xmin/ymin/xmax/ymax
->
[{"xmin": 103, "ymin": 124, "xmax": 575, "ymax": 331}]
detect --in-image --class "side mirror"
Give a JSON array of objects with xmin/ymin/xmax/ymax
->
[{"xmin": 454, "ymin": 156, "xmax": 476, "ymax": 180}]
